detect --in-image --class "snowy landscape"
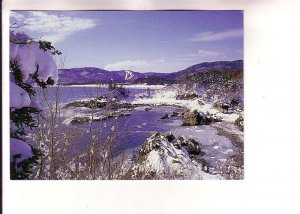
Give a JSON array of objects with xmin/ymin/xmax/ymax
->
[{"xmin": 9, "ymin": 11, "xmax": 243, "ymax": 180}]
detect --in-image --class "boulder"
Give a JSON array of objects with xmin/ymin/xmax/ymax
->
[
  {"xmin": 170, "ymin": 112, "xmax": 179, "ymax": 117},
  {"xmin": 212, "ymin": 101, "xmax": 231, "ymax": 113},
  {"xmin": 129, "ymin": 132, "xmax": 221, "ymax": 180},
  {"xmin": 230, "ymin": 99, "xmax": 239, "ymax": 107},
  {"xmin": 173, "ymin": 136, "xmax": 201, "ymax": 155},
  {"xmin": 165, "ymin": 133, "xmax": 176, "ymax": 142},
  {"xmin": 182, "ymin": 109, "xmax": 210, "ymax": 126},
  {"xmin": 235, "ymin": 115, "xmax": 244, "ymax": 131},
  {"xmin": 161, "ymin": 114, "xmax": 169, "ymax": 119},
  {"xmin": 63, "ymin": 100, "xmax": 106, "ymax": 109},
  {"xmin": 198, "ymin": 100, "xmax": 205, "ymax": 106},
  {"xmin": 70, "ymin": 116, "xmax": 90, "ymax": 125},
  {"xmin": 176, "ymin": 93, "xmax": 198, "ymax": 100}
]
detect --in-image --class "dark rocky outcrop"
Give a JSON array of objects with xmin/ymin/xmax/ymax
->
[
  {"xmin": 173, "ymin": 136, "xmax": 201, "ymax": 156},
  {"xmin": 64, "ymin": 99, "xmax": 134, "ymax": 110},
  {"xmin": 128, "ymin": 132, "xmax": 221, "ymax": 180},
  {"xmin": 198, "ymin": 100, "xmax": 205, "ymax": 106},
  {"xmin": 63, "ymin": 100, "xmax": 107, "ymax": 109},
  {"xmin": 70, "ymin": 116, "xmax": 90, "ymax": 125},
  {"xmin": 182, "ymin": 109, "xmax": 210, "ymax": 126},
  {"xmin": 176, "ymin": 93, "xmax": 198, "ymax": 100},
  {"xmin": 235, "ymin": 115, "xmax": 244, "ymax": 131},
  {"xmin": 69, "ymin": 111, "xmax": 131, "ymax": 125},
  {"xmin": 160, "ymin": 114, "xmax": 169, "ymax": 119},
  {"xmin": 105, "ymin": 102, "xmax": 134, "ymax": 110},
  {"xmin": 145, "ymin": 107, "xmax": 151, "ymax": 112},
  {"xmin": 170, "ymin": 112, "xmax": 179, "ymax": 117},
  {"xmin": 212, "ymin": 101, "xmax": 231, "ymax": 113},
  {"xmin": 165, "ymin": 133, "xmax": 176, "ymax": 142},
  {"xmin": 139, "ymin": 132, "xmax": 201, "ymax": 158}
]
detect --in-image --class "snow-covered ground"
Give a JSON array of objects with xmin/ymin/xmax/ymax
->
[{"xmin": 132, "ymin": 85, "xmax": 241, "ymax": 123}]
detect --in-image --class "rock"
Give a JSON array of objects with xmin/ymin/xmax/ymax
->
[
  {"xmin": 173, "ymin": 136, "xmax": 201, "ymax": 155},
  {"xmin": 94, "ymin": 111, "xmax": 131, "ymax": 121},
  {"xmin": 170, "ymin": 112, "xmax": 179, "ymax": 117},
  {"xmin": 139, "ymin": 132, "xmax": 162, "ymax": 155},
  {"xmin": 129, "ymin": 132, "xmax": 221, "ymax": 180},
  {"xmin": 105, "ymin": 102, "xmax": 134, "ymax": 110},
  {"xmin": 161, "ymin": 114, "xmax": 169, "ymax": 119},
  {"xmin": 235, "ymin": 115, "xmax": 244, "ymax": 131},
  {"xmin": 212, "ymin": 101, "xmax": 231, "ymax": 113},
  {"xmin": 68, "ymin": 110, "xmax": 131, "ymax": 125},
  {"xmin": 145, "ymin": 108, "xmax": 151, "ymax": 112},
  {"xmin": 165, "ymin": 133, "xmax": 175, "ymax": 142},
  {"xmin": 193, "ymin": 156, "xmax": 209, "ymax": 173},
  {"xmin": 230, "ymin": 99, "xmax": 239, "ymax": 106},
  {"xmin": 176, "ymin": 93, "xmax": 198, "ymax": 100},
  {"xmin": 182, "ymin": 109, "xmax": 199, "ymax": 125},
  {"xmin": 182, "ymin": 109, "xmax": 210, "ymax": 126},
  {"xmin": 64, "ymin": 99, "xmax": 135, "ymax": 111},
  {"xmin": 206, "ymin": 112, "xmax": 222, "ymax": 122},
  {"xmin": 198, "ymin": 100, "xmax": 205, "ymax": 106},
  {"xmin": 63, "ymin": 100, "xmax": 106, "ymax": 109},
  {"xmin": 70, "ymin": 117, "xmax": 90, "ymax": 125}
]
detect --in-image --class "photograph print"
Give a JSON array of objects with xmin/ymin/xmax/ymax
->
[{"xmin": 9, "ymin": 10, "xmax": 244, "ymax": 180}]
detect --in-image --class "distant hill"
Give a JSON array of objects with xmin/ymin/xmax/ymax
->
[
  {"xmin": 165, "ymin": 60, "xmax": 243, "ymax": 80},
  {"xmin": 58, "ymin": 60, "xmax": 243, "ymax": 85},
  {"xmin": 58, "ymin": 68, "xmax": 144, "ymax": 85}
]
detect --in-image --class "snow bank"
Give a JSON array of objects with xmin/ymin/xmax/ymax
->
[{"xmin": 10, "ymin": 138, "xmax": 33, "ymax": 164}]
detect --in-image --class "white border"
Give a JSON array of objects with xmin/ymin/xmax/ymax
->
[{"xmin": 3, "ymin": 0, "xmax": 300, "ymax": 214}]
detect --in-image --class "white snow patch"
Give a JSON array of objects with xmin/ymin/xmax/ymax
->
[{"xmin": 124, "ymin": 70, "xmax": 134, "ymax": 80}]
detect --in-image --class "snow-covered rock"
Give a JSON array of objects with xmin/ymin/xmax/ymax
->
[{"xmin": 130, "ymin": 133, "xmax": 221, "ymax": 180}]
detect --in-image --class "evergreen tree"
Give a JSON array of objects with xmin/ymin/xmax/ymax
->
[{"xmin": 10, "ymin": 31, "xmax": 61, "ymax": 179}]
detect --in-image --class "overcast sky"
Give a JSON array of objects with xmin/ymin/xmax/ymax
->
[{"xmin": 10, "ymin": 11, "xmax": 243, "ymax": 73}]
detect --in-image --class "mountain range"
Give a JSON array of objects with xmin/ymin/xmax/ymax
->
[{"xmin": 58, "ymin": 60, "xmax": 243, "ymax": 85}]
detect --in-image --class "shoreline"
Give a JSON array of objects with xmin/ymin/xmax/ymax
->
[{"xmin": 54, "ymin": 84, "xmax": 167, "ymax": 89}]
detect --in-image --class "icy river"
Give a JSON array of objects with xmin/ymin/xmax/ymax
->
[{"xmin": 35, "ymin": 85, "xmax": 242, "ymax": 175}]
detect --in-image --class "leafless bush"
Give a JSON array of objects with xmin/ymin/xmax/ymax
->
[{"xmin": 27, "ymin": 84, "xmax": 132, "ymax": 180}]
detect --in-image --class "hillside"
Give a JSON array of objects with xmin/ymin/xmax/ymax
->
[
  {"xmin": 165, "ymin": 60, "xmax": 243, "ymax": 81},
  {"xmin": 58, "ymin": 60, "xmax": 243, "ymax": 85}
]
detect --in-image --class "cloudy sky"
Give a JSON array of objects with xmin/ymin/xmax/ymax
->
[{"xmin": 10, "ymin": 11, "xmax": 243, "ymax": 73}]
